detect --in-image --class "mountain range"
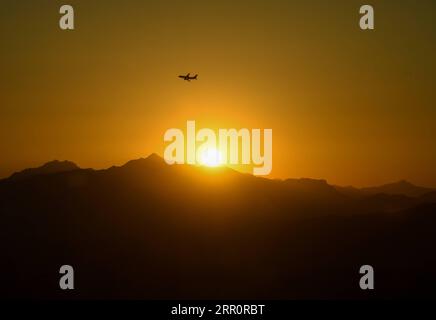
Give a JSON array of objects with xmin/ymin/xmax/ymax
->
[
  {"xmin": 1, "ymin": 154, "xmax": 435, "ymax": 299},
  {"xmin": 5, "ymin": 155, "xmax": 434, "ymax": 198}
]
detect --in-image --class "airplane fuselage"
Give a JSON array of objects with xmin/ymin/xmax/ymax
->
[{"xmin": 178, "ymin": 73, "xmax": 198, "ymax": 81}]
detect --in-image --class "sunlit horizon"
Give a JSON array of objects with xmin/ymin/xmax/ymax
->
[{"xmin": 1, "ymin": 1, "xmax": 435, "ymax": 188}]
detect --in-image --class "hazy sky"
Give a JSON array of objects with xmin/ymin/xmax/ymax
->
[{"xmin": 1, "ymin": 0, "xmax": 435, "ymax": 187}]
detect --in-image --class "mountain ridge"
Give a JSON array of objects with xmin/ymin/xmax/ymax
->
[
  {"xmin": 1, "ymin": 153, "xmax": 436, "ymax": 299},
  {"xmin": 7, "ymin": 160, "xmax": 80, "ymax": 181},
  {"xmin": 4, "ymin": 154, "xmax": 434, "ymax": 198}
]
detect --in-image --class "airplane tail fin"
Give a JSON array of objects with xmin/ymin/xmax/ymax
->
[{"xmin": 193, "ymin": 74, "xmax": 198, "ymax": 80}]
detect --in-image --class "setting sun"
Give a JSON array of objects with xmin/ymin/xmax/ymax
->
[{"xmin": 199, "ymin": 148, "xmax": 222, "ymax": 167}]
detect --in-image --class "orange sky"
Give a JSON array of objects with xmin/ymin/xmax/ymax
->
[{"xmin": 0, "ymin": 0, "xmax": 435, "ymax": 187}]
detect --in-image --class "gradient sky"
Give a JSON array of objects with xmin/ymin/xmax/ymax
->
[{"xmin": 1, "ymin": 0, "xmax": 435, "ymax": 187}]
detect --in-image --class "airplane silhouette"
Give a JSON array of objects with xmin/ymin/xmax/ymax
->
[{"xmin": 178, "ymin": 73, "xmax": 198, "ymax": 81}]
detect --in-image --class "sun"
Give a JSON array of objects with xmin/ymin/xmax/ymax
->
[{"xmin": 199, "ymin": 148, "xmax": 223, "ymax": 167}]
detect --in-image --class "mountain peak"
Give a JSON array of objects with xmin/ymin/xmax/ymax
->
[
  {"xmin": 9, "ymin": 160, "xmax": 79, "ymax": 181},
  {"xmin": 361, "ymin": 180, "xmax": 434, "ymax": 197},
  {"xmin": 41, "ymin": 160, "xmax": 78, "ymax": 169},
  {"xmin": 117, "ymin": 154, "xmax": 166, "ymax": 171},
  {"xmin": 146, "ymin": 153, "xmax": 164, "ymax": 162},
  {"xmin": 396, "ymin": 180, "xmax": 414, "ymax": 186}
]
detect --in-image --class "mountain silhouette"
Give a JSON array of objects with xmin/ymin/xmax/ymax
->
[
  {"xmin": 360, "ymin": 180, "xmax": 435, "ymax": 197},
  {"xmin": 1, "ymin": 154, "xmax": 436, "ymax": 299},
  {"xmin": 8, "ymin": 160, "xmax": 80, "ymax": 181},
  {"xmin": 335, "ymin": 180, "xmax": 435, "ymax": 198}
]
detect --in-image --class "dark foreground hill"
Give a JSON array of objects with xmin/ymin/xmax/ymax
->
[{"xmin": 0, "ymin": 154, "xmax": 435, "ymax": 299}]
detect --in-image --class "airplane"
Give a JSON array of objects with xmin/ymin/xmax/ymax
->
[{"xmin": 178, "ymin": 73, "xmax": 198, "ymax": 81}]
